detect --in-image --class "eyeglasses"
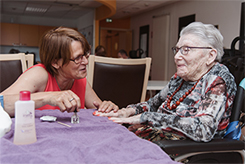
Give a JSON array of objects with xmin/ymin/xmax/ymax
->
[
  {"xmin": 70, "ymin": 52, "xmax": 90, "ymax": 64},
  {"xmin": 171, "ymin": 46, "xmax": 212, "ymax": 55}
]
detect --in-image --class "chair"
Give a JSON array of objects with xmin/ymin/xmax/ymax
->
[
  {"xmin": 25, "ymin": 53, "xmax": 34, "ymax": 69},
  {"xmin": 0, "ymin": 53, "xmax": 28, "ymax": 92},
  {"xmin": 87, "ymin": 55, "xmax": 151, "ymax": 108},
  {"xmin": 154, "ymin": 78, "xmax": 245, "ymax": 163}
]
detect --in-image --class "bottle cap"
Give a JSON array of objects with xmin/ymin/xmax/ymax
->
[{"xmin": 19, "ymin": 91, "xmax": 31, "ymax": 101}]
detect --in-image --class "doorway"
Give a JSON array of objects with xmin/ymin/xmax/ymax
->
[
  {"xmin": 100, "ymin": 28, "xmax": 132, "ymax": 58},
  {"xmin": 151, "ymin": 14, "xmax": 170, "ymax": 80},
  {"xmin": 139, "ymin": 25, "xmax": 149, "ymax": 58}
]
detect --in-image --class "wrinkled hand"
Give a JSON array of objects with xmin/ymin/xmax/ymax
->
[
  {"xmin": 93, "ymin": 108, "xmax": 141, "ymax": 125},
  {"xmin": 93, "ymin": 108, "xmax": 128, "ymax": 118},
  {"xmin": 93, "ymin": 100, "xmax": 119, "ymax": 113},
  {"xmin": 49, "ymin": 90, "xmax": 81, "ymax": 113},
  {"xmin": 93, "ymin": 107, "xmax": 135, "ymax": 118},
  {"xmin": 109, "ymin": 114, "xmax": 142, "ymax": 125}
]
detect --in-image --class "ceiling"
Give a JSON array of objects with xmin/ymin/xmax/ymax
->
[{"xmin": 1, "ymin": 0, "xmax": 176, "ymax": 20}]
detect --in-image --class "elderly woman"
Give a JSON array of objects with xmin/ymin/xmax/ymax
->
[
  {"xmin": 1, "ymin": 27, "xmax": 118, "ymax": 117},
  {"xmin": 94, "ymin": 22, "xmax": 237, "ymax": 142}
]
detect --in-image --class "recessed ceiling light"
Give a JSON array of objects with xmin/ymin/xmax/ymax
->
[{"xmin": 25, "ymin": 7, "xmax": 47, "ymax": 13}]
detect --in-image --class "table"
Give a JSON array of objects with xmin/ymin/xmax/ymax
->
[
  {"xmin": 0, "ymin": 109, "xmax": 179, "ymax": 164},
  {"xmin": 147, "ymin": 80, "xmax": 168, "ymax": 91},
  {"xmin": 147, "ymin": 80, "xmax": 169, "ymax": 97}
]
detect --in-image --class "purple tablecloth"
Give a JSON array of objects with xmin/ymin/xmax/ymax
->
[{"xmin": 0, "ymin": 109, "xmax": 179, "ymax": 164}]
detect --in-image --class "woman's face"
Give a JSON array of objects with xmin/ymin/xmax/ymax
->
[
  {"xmin": 58, "ymin": 41, "xmax": 88, "ymax": 79},
  {"xmin": 174, "ymin": 34, "xmax": 211, "ymax": 81}
]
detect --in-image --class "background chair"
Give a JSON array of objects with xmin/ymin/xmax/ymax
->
[
  {"xmin": 25, "ymin": 54, "xmax": 34, "ymax": 69},
  {"xmin": 0, "ymin": 53, "xmax": 30, "ymax": 92},
  {"xmin": 154, "ymin": 78, "xmax": 245, "ymax": 163},
  {"xmin": 87, "ymin": 55, "xmax": 151, "ymax": 108}
]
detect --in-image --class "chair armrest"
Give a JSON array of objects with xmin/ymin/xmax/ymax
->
[{"xmin": 153, "ymin": 139, "xmax": 245, "ymax": 155}]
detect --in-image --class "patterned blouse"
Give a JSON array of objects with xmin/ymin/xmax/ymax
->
[{"xmin": 127, "ymin": 63, "xmax": 237, "ymax": 142}]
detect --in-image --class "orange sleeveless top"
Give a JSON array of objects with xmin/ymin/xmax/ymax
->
[{"xmin": 27, "ymin": 64, "xmax": 86, "ymax": 110}]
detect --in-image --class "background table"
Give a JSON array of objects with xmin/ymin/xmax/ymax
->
[
  {"xmin": 0, "ymin": 109, "xmax": 179, "ymax": 164},
  {"xmin": 147, "ymin": 80, "xmax": 168, "ymax": 91},
  {"xmin": 147, "ymin": 80, "xmax": 169, "ymax": 98}
]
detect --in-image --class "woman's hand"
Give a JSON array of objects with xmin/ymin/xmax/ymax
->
[
  {"xmin": 93, "ymin": 100, "xmax": 119, "ymax": 113},
  {"xmin": 48, "ymin": 90, "xmax": 81, "ymax": 113}
]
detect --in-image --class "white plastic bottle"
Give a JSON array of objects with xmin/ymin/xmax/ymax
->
[{"xmin": 13, "ymin": 90, "xmax": 37, "ymax": 145}]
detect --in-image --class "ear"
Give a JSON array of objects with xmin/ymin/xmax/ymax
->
[
  {"xmin": 206, "ymin": 49, "xmax": 217, "ymax": 66},
  {"xmin": 51, "ymin": 59, "xmax": 61, "ymax": 69}
]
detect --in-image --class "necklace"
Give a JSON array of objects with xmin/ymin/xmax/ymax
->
[
  {"xmin": 165, "ymin": 66, "xmax": 214, "ymax": 110},
  {"xmin": 165, "ymin": 79, "xmax": 199, "ymax": 110}
]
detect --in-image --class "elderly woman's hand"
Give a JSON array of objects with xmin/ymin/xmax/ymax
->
[
  {"xmin": 93, "ymin": 100, "xmax": 119, "ymax": 113},
  {"xmin": 109, "ymin": 114, "xmax": 142, "ymax": 125},
  {"xmin": 93, "ymin": 107, "xmax": 135, "ymax": 118},
  {"xmin": 48, "ymin": 90, "xmax": 81, "ymax": 113}
]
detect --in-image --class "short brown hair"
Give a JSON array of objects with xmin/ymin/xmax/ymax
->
[{"xmin": 39, "ymin": 27, "xmax": 91, "ymax": 76}]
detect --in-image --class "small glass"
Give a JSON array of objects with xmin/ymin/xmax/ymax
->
[{"xmin": 71, "ymin": 109, "xmax": 79, "ymax": 124}]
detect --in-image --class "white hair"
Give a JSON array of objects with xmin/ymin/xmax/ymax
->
[{"xmin": 180, "ymin": 22, "xmax": 224, "ymax": 62}]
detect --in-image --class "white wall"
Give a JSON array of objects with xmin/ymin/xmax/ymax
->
[
  {"xmin": 77, "ymin": 11, "xmax": 94, "ymax": 30},
  {"xmin": 77, "ymin": 11, "xmax": 95, "ymax": 53},
  {"xmin": 131, "ymin": 0, "xmax": 243, "ymax": 80}
]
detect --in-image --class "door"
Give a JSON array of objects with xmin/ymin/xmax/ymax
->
[
  {"xmin": 100, "ymin": 29, "xmax": 132, "ymax": 58},
  {"xmin": 139, "ymin": 25, "xmax": 149, "ymax": 58},
  {"xmin": 151, "ymin": 14, "xmax": 170, "ymax": 80}
]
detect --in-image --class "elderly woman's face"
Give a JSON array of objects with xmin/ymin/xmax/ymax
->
[{"xmin": 174, "ymin": 34, "xmax": 211, "ymax": 81}]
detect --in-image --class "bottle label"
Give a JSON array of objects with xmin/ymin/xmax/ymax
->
[{"xmin": 14, "ymin": 100, "xmax": 37, "ymax": 145}]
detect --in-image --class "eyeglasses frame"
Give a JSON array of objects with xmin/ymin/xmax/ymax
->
[
  {"xmin": 172, "ymin": 46, "xmax": 212, "ymax": 55},
  {"xmin": 70, "ymin": 52, "xmax": 90, "ymax": 64}
]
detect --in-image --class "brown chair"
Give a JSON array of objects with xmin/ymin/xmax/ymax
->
[
  {"xmin": 87, "ymin": 55, "xmax": 151, "ymax": 108},
  {"xmin": 0, "ymin": 53, "xmax": 28, "ymax": 92}
]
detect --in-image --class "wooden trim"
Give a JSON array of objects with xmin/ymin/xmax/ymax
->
[{"xmin": 95, "ymin": 0, "xmax": 116, "ymax": 20}]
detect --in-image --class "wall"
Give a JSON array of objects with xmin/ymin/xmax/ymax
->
[
  {"xmin": 98, "ymin": 17, "xmax": 132, "ymax": 57},
  {"xmin": 100, "ymin": 17, "xmax": 131, "ymax": 29},
  {"xmin": 77, "ymin": 11, "xmax": 95, "ymax": 53},
  {"xmin": 131, "ymin": 0, "xmax": 243, "ymax": 80},
  {"xmin": 0, "ymin": 11, "xmax": 95, "ymax": 61}
]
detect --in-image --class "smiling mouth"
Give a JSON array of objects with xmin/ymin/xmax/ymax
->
[
  {"xmin": 177, "ymin": 64, "xmax": 185, "ymax": 67},
  {"xmin": 79, "ymin": 68, "xmax": 86, "ymax": 71}
]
